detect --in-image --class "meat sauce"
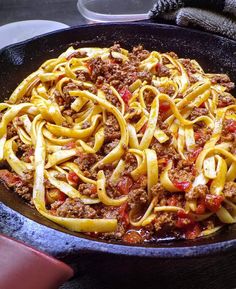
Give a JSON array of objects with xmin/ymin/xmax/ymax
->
[{"xmin": 0, "ymin": 44, "xmax": 235, "ymax": 244}]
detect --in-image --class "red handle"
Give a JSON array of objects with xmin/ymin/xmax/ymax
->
[{"xmin": 0, "ymin": 234, "xmax": 74, "ymax": 289}]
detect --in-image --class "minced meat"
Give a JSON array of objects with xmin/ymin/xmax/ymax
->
[{"xmin": 56, "ymin": 198, "xmax": 97, "ymax": 218}]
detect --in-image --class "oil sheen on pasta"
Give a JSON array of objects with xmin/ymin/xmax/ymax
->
[{"xmin": 0, "ymin": 44, "xmax": 236, "ymax": 244}]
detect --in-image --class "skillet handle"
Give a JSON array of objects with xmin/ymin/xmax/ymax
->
[{"xmin": 0, "ymin": 234, "xmax": 74, "ymax": 289}]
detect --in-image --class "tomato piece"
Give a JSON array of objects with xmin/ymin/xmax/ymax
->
[
  {"xmin": 225, "ymin": 120, "xmax": 236, "ymax": 133},
  {"xmin": 90, "ymin": 184, "xmax": 97, "ymax": 194},
  {"xmin": 205, "ymin": 194, "xmax": 224, "ymax": 213},
  {"xmin": 207, "ymin": 179, "xmax": 213, "ymax": 187},
  {"xmin": 185, "ymin": 223, "xmax": 201, "ymax": 240},
  {"xmin": 117, "ymin": 176, "xmax": 133, "ymax": 195},
  {"xmin": 122, "ymin": 230, "xmax": 143, "ymax": 244},
  {"xmin": 0, "ymin": 169, "xmax": 23, "ymax": 187},
  {"xmin": 54, "ymin": 191, "xmax": 67, "ymax": 202},
  {"xmin": 177, "ymin": 210, "xmax": 190, "ymax": 218},
  {"xmin": 155, "ymin": 62, "xmax": 162, "ymax": 71},
  {"xmin": 159, "ymin": 101, "xmax": 170, "ymax": 112},
  {"xmin": 68, "ymin": 171, "xmax": 79, "ymax": 185},
  {"xmin": 120, "ymin": 88, "xmax": 132, "ymax": 105},
  {"xmin": 57, "ymin": 74, "xmax": 65, "ymax": 81},
  {"xmin": 173, "ymin": 181, "xmax": 192, "ymax": 191},
  {"xmin": 189, "ymin": 147, "xmax": 203, "ymax": 161},
  {"xmin": 194, "ymin": 131, "xmax": 202, "ymax": 141},
  {"xmin": 85, "ymin": 63, "xmax": 92, "ymax": 74},
  {"xmin": 195, "ymin": 199, "xmax": 206, "ymax": 214},
  {"xmin": 176, "ymin": 210, "xmax": 194, "ymax": 228},
  {"xmin": 199, "ymin": 102, "xmax": 205, "ymax": 108},
  {"xmin": 46, "ymin": 189, "xmax": 67, "ymax": 204}
]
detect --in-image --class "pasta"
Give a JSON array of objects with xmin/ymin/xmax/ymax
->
[{"xmin": 0, "ymin": 44, "xmax": 235, "ymax": 243}]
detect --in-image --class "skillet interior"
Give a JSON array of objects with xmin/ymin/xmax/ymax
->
[{"xmin": 0, "ymin": 22, "xmax": 236, "ymax": 258}]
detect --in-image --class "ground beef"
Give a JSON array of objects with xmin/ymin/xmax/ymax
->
[
  {"xmin": 62, "ymin": 82, "xmax": 79, "ymax": 106},
  {"xmin": 151, "ymin": 140, "xmax": 181, "ymax": 165},
  {"xmin": 54, "ymin": 173, "xmax": 66, "ymax": 181},
  {"xmin": 15, "ymin": 182, "xmax": 32, "ymax": 202},
  {"xmin": 101, "ymin": 205, "xmax": 120, "ymax": 219},
  {"xmin": 223, "ymin": 182, "xmax": 236, "ymax": 201},
  {"xmin": 104, "ymin": 114, "xmax": 121, "ymax": 142},
  {"xmin": 211, "ymin": 74, "xmax": 235, "ymax": 92},
  {"xmin": 186, "ymin": 184, "xmax": 209, "ymax": 201},
  {"xmin": 7, "ymin": 123, "xmax": 17, "ymax": 139},
  {"xmin": 16, "ymin": 142, "xmax": 34, "ymax": 164},
  {"xmin": 180, "ymin": 58, "xmax": 199, "ymax": 83},
  {"xmin": 129, "ymin": 45, "xmax": 150, "ymax": 62},
  {"xmin": 157, "ymin": 116, "xmax": 171, "ymax": 136},
  {"xmin": 166, "ymin": 51, "xmax": 178, "ymax": 59},
  {"xmin": 189, "ymin": 107, "xmax": 208, "ymax": 120},
  {"xmin": 136, "ymin": 71, "xmax": 152, "ymax": 84},
  {"xmin": 78, "ymin": 183, "xmax": 97, "ymax": 198},
  {"xmin": 154, "ymin": 212, "xmax": 176, "ymax": 232},
  {"xmin": 76, "ymin": 70, "xmax": 91, "ymax": 82},
  {"xmin": 44, "ymin": 179, "xmax": 55, "ymax": 189},
  {"xmin": 155, "ymin": 64, "xmax": 170, "ymax": 77},
  {"xmin": 220, "ymin": 131, "xmax": 235, "ymax": 143},
  {"xmin": 0, "ymin": 169, "xmax": 32, "ymax": 202},
  {"xmin": 74, "ymin": 153, "xmax": 98, "ymax": 171},
  {"xmin": 103, "ymin": 139, "xmax": 119, "ymax": 155},
  {"xmin": 180, "ymin": 59, "xmax": 197, "ymax": 74},
  {"xmin": 158, "ymin": 192, "xmax": 184, "ymax": 207},
  {"xmin": 177, "ymin": 159, "xmax": 194, "ymax": 172},
  {"xmin": 218, "ymin": 94, "xmax": 236, "ymax": 107},
  {"xmin": 169, "ymin": 166, "xmax": 195, "ymax": 184},
  {"xmin": 103, "ymin": 85, "xmax": 121, "ymax": 108},
  {"xmin": 80, "ymin": 121, "xmax": 90, "ymax": 129},
  {"xmin": 173, "ymin": 161, "xmax": 195, "ymax": 182},
  {"xmin": 194, "ymin": 127, "xmax": 212, "ymax": 146},
  {"xmin": 122, "ymin": 152, "xmax": 137, "ymax": 175},
  {"xmin": 18, "ymin": 94, "xmax": 32, "ymax": 104},
  {"xmin": 97, "ymin": 204, "xmax": 126, "ymax": 239},
  {"xmin": 56, "ymin": 198, "xmax": 97, "ymax": 218},
  {"xmin": 128, "ymin": 188, "xmax": 148, "ymax": 209},
  {"xmin": 189, "ymin": 74, "xmax": 199, "ymax": 84},
  {"xmin": 158, "ymin": 85, "xmax": 175, "ymax": 96},
  {"xmin": 96, "ymin": 164, "xmax": 115, "ymax": 180},
  {"xmin": 67, "ymin": 50, "xmax": 87, "ymax": 60},
  {"xmin": 87, "ymin": 45, "xmax": 151, "ymax": 90},
  {"xmin": 132, "ymin": 175, "xmax": 147, "ymax": 190},
  {"xmin": 110, "ymin": 43, "xmax": 122, "ymax": 53},
  {"xmin": 151, "ymin": 183, "xmax": 165, "ymax": 198}
]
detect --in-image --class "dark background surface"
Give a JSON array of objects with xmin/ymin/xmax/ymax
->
[
  {"xmin": 0, "ymin": 1, "xmax": 236, "ymax": 289},
  {"xmin": 0, "ymin": 0, "xmax": 85, "ymax": 26}
]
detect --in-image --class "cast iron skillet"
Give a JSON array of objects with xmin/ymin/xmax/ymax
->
[{"xmin": 0, "ymin": 22, "xmax": 236, "ymax": 259}]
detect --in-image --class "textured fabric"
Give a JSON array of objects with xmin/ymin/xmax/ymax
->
[
  {"xmin": 224, "ymin": 0, "xmax": 236, "ymax": 15},
  {"xmin": 149, "ymin": 0, "xmax": 236, "ymax": 40}
]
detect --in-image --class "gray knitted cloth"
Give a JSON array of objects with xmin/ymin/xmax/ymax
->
[{"xmin": 149, "ymin": 0, "xmax": 236, "ymax": 40}]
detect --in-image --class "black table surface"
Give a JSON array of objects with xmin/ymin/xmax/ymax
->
[{"xmin": 0, "ymin": 1, "xmax": 236, "ymax": 289}]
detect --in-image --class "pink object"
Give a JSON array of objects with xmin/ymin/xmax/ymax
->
[{"xmin": 0, "ymin": 234, "xmax": 74, "ymax": 289}]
